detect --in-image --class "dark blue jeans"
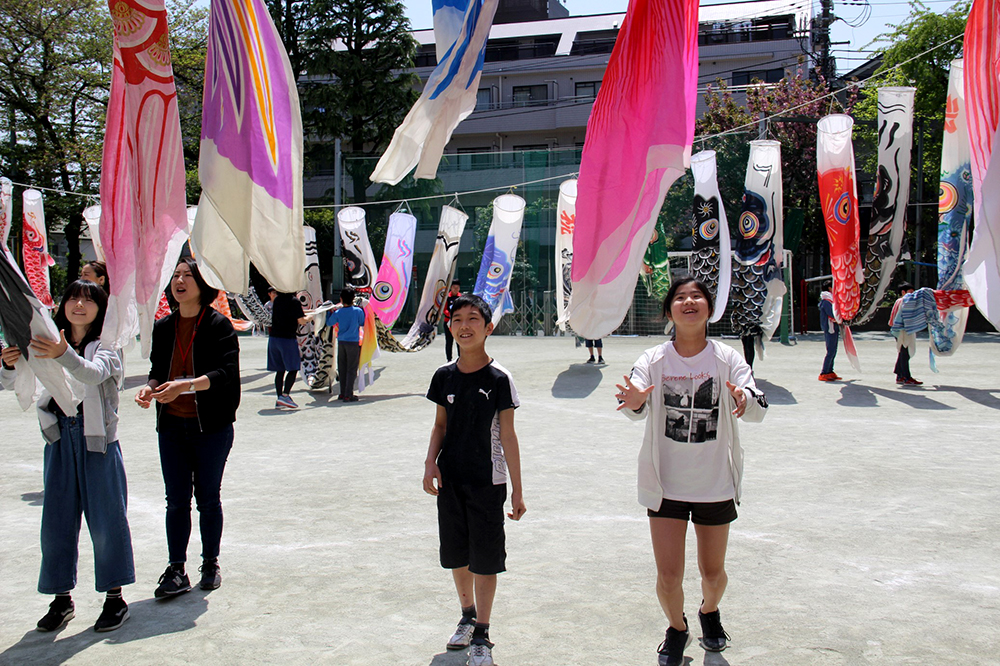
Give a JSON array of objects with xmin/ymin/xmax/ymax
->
[
  {"xmin": 39, "ymin": 415, "xmax": 135, "ymax": 594},
  {"xmin": 822, "ymin": 329, "xmax": 839, "ymax": 375},
  {"xmin": 158, "ymin": 415, "xmax": 233, "ymax": 563}
]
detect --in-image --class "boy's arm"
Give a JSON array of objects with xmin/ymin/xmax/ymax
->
[
  {"xmin": 499, "ymin": 408, "xmax": 526, "ymax": 520},
  {"xmin": 423, "ymin": 404, "xmax": 448, "ymax": 496}
]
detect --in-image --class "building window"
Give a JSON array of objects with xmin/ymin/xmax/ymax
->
[
  {"xmin": 475, "ymin": 88, "xmax": 492, "ymax": 111},
  {"xmin": 732, "ymin": 67, "xmax": 785, "ymax": 86},
  {"xmin": 512, "ymin": 84, "xmax": 548, "ymax": 107},
  {"xmin": 457, "ymin": 148, "xmax": 495, "ymax": 170},
  {"xmin": 574, "ymin": 81, "xmax": 601, "ymax": 99},
  {"xmin": 514, "ymin": 144, "xmax": 549, "ymax": 168}
]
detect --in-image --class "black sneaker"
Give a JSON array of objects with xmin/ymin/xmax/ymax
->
[
  {"xmin": 36, "ymin": 596, "xmax": 74, "ymax": 632},
  {"xmin": 94, "ymin": 597, "xmax": 129, "ymax": 632},
  {"xmin": 154, "ymin": 565, "xmax": 192, "ymax": 598},
  {"xmin": 199, "ymin": 560, "xmax": 222, "ymax": 590},
  {"xmin": 698, "ymin": 607, "xmax": 730, "ymax": 652},
  {"xmin": 657, "ymin": 617, "xmax": 692, "ymax": 666}
]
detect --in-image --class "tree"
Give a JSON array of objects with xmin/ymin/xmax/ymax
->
[
  {"xmin": 166, "ymin": 0, "xmax": 210, "ymax": 205},
  {"xmin": 299, "ymin": 0, "xmax": 418, "ymax": 203}
]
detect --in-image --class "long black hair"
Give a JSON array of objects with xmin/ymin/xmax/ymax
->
[
  {"xmin": 166, "ymin": 257, "xmax": 219, "ymax": 309},
  {"xmin": 662, "ymin": 276, "xmax": 715, "ymax": 319},
  {"xmin": 54, "ymin": 279, "xmax": 108, "ymax": 351}
]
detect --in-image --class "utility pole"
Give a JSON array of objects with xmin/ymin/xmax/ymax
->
[{"xmin": 813, "ymin": 0, "xmax": 835, "ymax": 83}]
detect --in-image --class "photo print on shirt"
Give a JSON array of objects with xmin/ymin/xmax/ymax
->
[{"xmin": 662, "ymin": 372, "xmax": 720, "ymax": 443}]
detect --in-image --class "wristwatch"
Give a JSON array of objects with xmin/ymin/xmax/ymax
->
[{"xmin": 188, "ymin": 380, "xmax": 196, "ymax": 393}]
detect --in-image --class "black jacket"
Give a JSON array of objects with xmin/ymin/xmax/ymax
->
[{"xmin": 149, "ymin": 306, "xmax": 241, "ymax": 432}]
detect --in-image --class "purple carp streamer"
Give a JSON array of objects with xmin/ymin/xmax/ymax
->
[
  {"xmin": 567, "ymin": 0, "xmax": 699, "ymax": 340},
  {"xmin": 855, "ymin": 87, "xmax": 915, "ymax": 325},
  {"xmin": 400, "ymin": 205, "xmax": 467, "ymax": 350},
  {"xmin": 370, "ymin": 0, "xmax": 500, "ymax": 184},
  {"xmin": 99, "ymin": 0, "xmax": 188, "ymax": 353},
  {"xmin": 473, "ymin": 194, "xmax": 525, "ymax": 326},
  {"xmin": 191, "ymin": 0, "xmax": 305, "ymax": 295},
  {"xmin": 554, "ymin": 179, "xmax": 577, "ymax": 333},
  {"xmin": 731, "ymin": 140, "xmax": 784, "ymax": 346},
  {"xmin": 689, "ymin": 150, "xmax": 731, "ymax": 323},
  {"xmin": 371, "ymin": 212, "xmax": 417, "ymax": 327},
  {"xmin": 962, "ymin": 0, "xmax": 1000, "ymax": 328}
]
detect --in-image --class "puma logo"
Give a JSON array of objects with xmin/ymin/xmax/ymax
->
[{"xmin": 479, "ymin": 388, "xmax": 492, "ymax": 400}]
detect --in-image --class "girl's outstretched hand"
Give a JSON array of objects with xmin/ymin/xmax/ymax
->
[
  {"xmin": 616, "ymin": 375, "xmax": 653, "ymax": 411},
  {"xmin": 726, "ymin": 381, "xmax": 747, "ymax": 417}
]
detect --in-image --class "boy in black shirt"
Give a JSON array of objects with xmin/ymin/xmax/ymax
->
[{"xmin": 424, "ymin": 295, "xmax": 526, "ymax": 666}]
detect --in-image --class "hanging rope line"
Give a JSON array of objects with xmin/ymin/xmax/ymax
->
[{"xmin": 6, "ymin": 181, "xmax": 99, "ymax": 200}]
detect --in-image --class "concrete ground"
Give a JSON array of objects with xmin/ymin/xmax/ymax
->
[{"xmin": 0, "ymin": 331, "xmax": 998, "ymax": 666}]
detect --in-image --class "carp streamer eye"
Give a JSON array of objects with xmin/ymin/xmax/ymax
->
[
  {"xmin": 938, "ymin": 181, "xmax": 958, "ymax": 213},
  {"xmin": 739, "ymin": 212, "xmax": 760, "ymax": 239},
  {"xmin": 488, "ymin": 262, "xmax": 504, "ymax": 278},
  {"xmin": 373, "ymin": 282, "xmax": 393, "ymax": 301},
  {"xmin": 834, "ymin": 192, "xmax": 852, "ymax": 225},
  {"xmin": 699, "ymin": 219, "xmax": 719, "ymax": 240}
]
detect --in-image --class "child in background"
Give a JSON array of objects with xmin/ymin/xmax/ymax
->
[
  {"xmin": 268, "ymin": 291, "xmax": 310, "ymax": 409},
  {"xmin": 326, "ymin": 286, "xmax": 366, "ymax": 402},
  {"xmin": 443, "ymin": 279, "xmax": 461, "ymax": 362},
  {"xmin": 1, "ymin": 280, "xmax": 134, "ymax": 633},
  {"xmin": 890, "ymin": 283, "xmax": 921, "ymax": 385},
  {"xmin": 423, "ymin": 294, "xmax": 526, "ymax": 666},
  {"xmin": 818, "ymin": 290, "xmax": 842, "ymax": 381}
]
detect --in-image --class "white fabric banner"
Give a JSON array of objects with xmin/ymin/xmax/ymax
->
[
  {"xmin": 690, "ymin": 151, "xmax": 731, "ymax": 323},
  {"xmin": 337, "ymin": 207, "xmax": 380, "ymax": 293},
  {"xmin": 554, "ymin": 180, "xmax": 576, "ymax": 332},
  {"xmin": 474, "ymin": 194, "xmax": 525, "ymax": 326},
  {"xmin": 82, "ymin": 205, "xmax": 106, "ymax": 262},
  {"xmin": 0, "ymin": 178, "xmax": 12, "ymax": 252}
]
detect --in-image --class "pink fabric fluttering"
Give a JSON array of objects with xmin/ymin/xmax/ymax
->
[
  {"xmin": 962, "ymin": 0, "xmax": 1000, "ymax": 328},
  {"xmin": 99, "ymin": 0, "xmax": 188, "ymax": 354},
  {"xmin": 566, "ymin": 0, "xmax": 699, "ymax": 340}
]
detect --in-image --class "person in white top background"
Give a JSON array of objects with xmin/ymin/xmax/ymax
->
[{"xmin": 616, "ymin": 276, "xmax": 767, "ymax": 666}]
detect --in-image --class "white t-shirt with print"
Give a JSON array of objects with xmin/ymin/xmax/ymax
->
[{"xmin": 655, "ymin": 342, "xmax": 735, "ymax": 502}]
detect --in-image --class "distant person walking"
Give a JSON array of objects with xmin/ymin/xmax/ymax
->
[
  {"xmin": 326, "ymin": 286, "xmax": 366, "ymax": 402},
  {"xmin": 444, "ymin": 279, "xmax": 462, "ymax": 362},
  {"xmin": 818, "ymin": 290, "xmax": 841, "ymax": 381},
  {"xmin": 268, "ymin": 291, "xmax": 310, "ymax": 410},
  {"xmin": 890, "ymin": 283, "xmax": 922, "ymax": 386}
]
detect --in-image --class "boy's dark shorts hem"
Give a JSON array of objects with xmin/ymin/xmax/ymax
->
[
  {"xmin": 438, "ymin": 482, "xmax": 507, "ymax": 575},
  {"xmin": 267, "ymin": 336, "xmax": 301, "ymax": 372},
  {"xmin": 647, "ymin": 498, "xmax": 737, "ymax": 525}
]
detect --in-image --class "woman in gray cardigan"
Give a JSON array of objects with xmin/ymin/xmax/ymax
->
[{"xmin": 1, "ymin": 280, "xmax": 133, "ymax": 634}]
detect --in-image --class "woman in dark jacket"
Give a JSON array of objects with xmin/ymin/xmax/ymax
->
[{"xmin": 135, "ymin": 257, "xmax": 240, "ymax": 597}]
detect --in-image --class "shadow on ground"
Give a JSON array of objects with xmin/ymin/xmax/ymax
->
[
  {"xmin": 429, "ymin": 648, "xmax": 468, "ymax": 665},
  {"xmin": 933, "ymin": 385, "xmax": 1000, "ymax": 410},
  {"xmin": 754, "ymin": 379, "xmax": 796, "ymax": 405},
  {"xmin": 21, "ymin": 492, "xmax": 43, "ymax": 506},
  {"xmin": 0, "ymin": 594, "xmax": 208, "ymax": 664},
  {"xmin": 551, "ymin": 364, "xmax": 604, "ymax": 399},
  {"xmin": 836, "ymin": 381, "xmax": 955, "ymax": 410}
]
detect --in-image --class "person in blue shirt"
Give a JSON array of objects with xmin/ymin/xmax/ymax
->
[
  {"xmin": 817, "ymin": 290, "xmax": 841, "ymax": 381},
  {"xmin": 326, "ymin": 286, "xmax": 367, "ymax": 402}
]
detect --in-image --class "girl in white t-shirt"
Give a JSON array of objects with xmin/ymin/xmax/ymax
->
[{"xmin": 616, "ymin": 276, "xmax": 767, "ymax": 666}]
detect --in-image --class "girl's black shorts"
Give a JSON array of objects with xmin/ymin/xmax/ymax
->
[{"xmin": 647, "ymin": 498, "xmax": 737, "ymax": 525}]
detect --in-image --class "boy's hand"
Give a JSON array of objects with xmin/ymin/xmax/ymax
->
[
  {"xmin": 423, "ymin": 460, "xmax": 442, "ymax": 496},
  {"xmin": 507, "ymin": 491, "xmax": 526, "ymax": 521},
  {"xmin": 726, "ymin": 381, "xmax": 746, "ymax": 417},
  {"xmin": 615, "ymin": 375, "xmax": 653, "ymax": 411}
]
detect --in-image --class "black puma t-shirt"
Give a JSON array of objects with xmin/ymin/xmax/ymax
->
[{"xmin": 426, "ymin": 360, "xmax": 519, "ymax": 487}]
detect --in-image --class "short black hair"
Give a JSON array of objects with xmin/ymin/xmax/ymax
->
[
  {"xmin": 168, "ymin": 257, "xmax": 219, "ymax": 308},
  {"xmin": 662, "ymin": 275, "xmax": 715, "ymax": 318},
  {"xmin": 449, "ymin": 294, "xmax": 492, "ymax": 324},
  {"xmin": 340, "ymin": 285, "xmax": 356, "ymax": 305},
  {"xmin": 54, "ymin": 279, "xmax": 108, "ymax": 350},
  {"xmin": 451, "ymin": 278, "xmax": 461, "ymax": 286},
  {"xmin": 899, "ymin": 282, "xmax": 914, "ymax": 292}
]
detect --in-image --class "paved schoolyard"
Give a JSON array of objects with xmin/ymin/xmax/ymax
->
[{"xmin": 0, "ymin": 332, "xmax": 998, "ymax": 665}]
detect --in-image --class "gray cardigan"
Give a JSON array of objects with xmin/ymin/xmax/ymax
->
[{"xmin": 1, "ymin": 341, "xmax": 123, "ymax": 453}]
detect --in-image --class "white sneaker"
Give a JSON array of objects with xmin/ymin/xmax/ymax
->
[
  {"xmin": 447, "ymin": 621, "xmax": 475, "ymax": 649},
  {"xmin": 468, "ymin": 641, "xmax": 494, "ymax": 666}
]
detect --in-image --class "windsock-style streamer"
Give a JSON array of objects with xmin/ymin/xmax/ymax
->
[
  {"xmin": 298, "ymin": 226, "xmax": 328, "ymax": 389},
  {"xmin": 210, "ymin": 292, "xmax": 252, "ymax": 331},
  {"xmin": 555, "ymin": 179, "xmax": 576, "ymax": 332},
  {"xmin": 82, "ymin": 205, "xmax": 106, "ymax": 262},
  {"xmin": 690, "ymin": 151, "xmax": 731, "ymax": 323},
  {"xmin": 474, "ymin": 194, "xmax": 525, "ymax": 326},
  {"xmin": 370, "ymin": 0, "xmax": 500, "ymax": 184},
  {"xmin": 963, "ymin": 1, "xmax": 1000, "ymax": 328},
  {"xmin": 100, "ymin": 0, "xmax": 188, "ymax": 354},
  {"xmin": 730, "ymin": 141, "xmax": 785, "ymax": 348},
  {"xmin": 190, "ymin": 0, "xmax": 305, "ymax": 295},
  {"xmin": 234, "ymin": 285, "xmax": 271, "ymax": 331},
  {"xmin": 371, "ymin": 212, "xmax": 417, "ymax": 327},
  {"xmin": 855, "ymin": 87, "xmax": 915, "ymax": 325},
  {"xmin": 891, "ymin": 287, "xmax": 976, "ymax": 371},
  {"xmin": 21, "ymin": 189, "xmax": 55, "ymax": 309},
  {"xmin": 640, "ymin": 217, "xmax": 672, "ymax": 300},
  {"xmin": 0, "ymin": 178, "xmax": 12, "ymax": 253},
  {"xmin": 338, "ymin": 207, "xmax": 380, "ymax": 294},
  {"xmin": 400, "ymin": 205, "xmax": 467, "ymax": 350},
  {"xmin": 0, "ymin": 250, "xmax": 80, "ymax": 414},
  {"xmin": 567, "ymin": 0, "xmax": 699, "ymax": 339}
]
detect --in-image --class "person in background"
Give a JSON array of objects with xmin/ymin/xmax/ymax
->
[
  {"xmin": 585, "ymin": 338, "xmax": 604, "ymax": 364},
  {"xmin": 136, "ymin": 257, "xmax": 241, "ymax": 598},
  {"xmin": 326, "ymin": 286, "xmax": 366, "ymax": 402},
  {"xmin": 80, "ymin": 261, "xmax": 110, "ymax": 295},
  {"xmin": 2, "ymin": 280, "xmax": 134, "ymax": 633},
  {"xmin": 268, "ymin": 291, "xmax": 311, "ymax": 410},
  {"xmin": 444, "ymin": 279, "xmax": 462, "ymax": 362},
  {"xmin": 817, "ymin": 290, "xmax": 841, "ymax": 381},
  {"xmin": 890, "ymin": 283, "xmax": 921, "ymax": 386}
]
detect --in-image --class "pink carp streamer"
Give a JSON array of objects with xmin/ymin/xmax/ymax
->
[
  {"xmin": 371, "ymin": 212, "xmax": 417, "ymax": 327},
  {"xmin": 21, "ymin": 189, "xmax": 55, "ymax": 308},
  {"xmin": 100, "ymin": 0, "xmax": 188, "ymax": 353},
  {"xmin": 191, "ymin": 0, "xmax": 305, "ymax": 295},
  {"xmin": 962, "ymin": 0, "xmax": 1000, "ymax": 328},
  {"xmin": 566, "ymin": 0, "xmax": 699, "ymax": 339}
]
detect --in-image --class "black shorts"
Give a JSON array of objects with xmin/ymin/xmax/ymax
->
[
  {"xmin": 437, "ymin": 482, "xmax": 507, "ymax": 575},
  {"xmin": 647, "ymin": 498, "xmax": 737, "ymax": 525}
]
